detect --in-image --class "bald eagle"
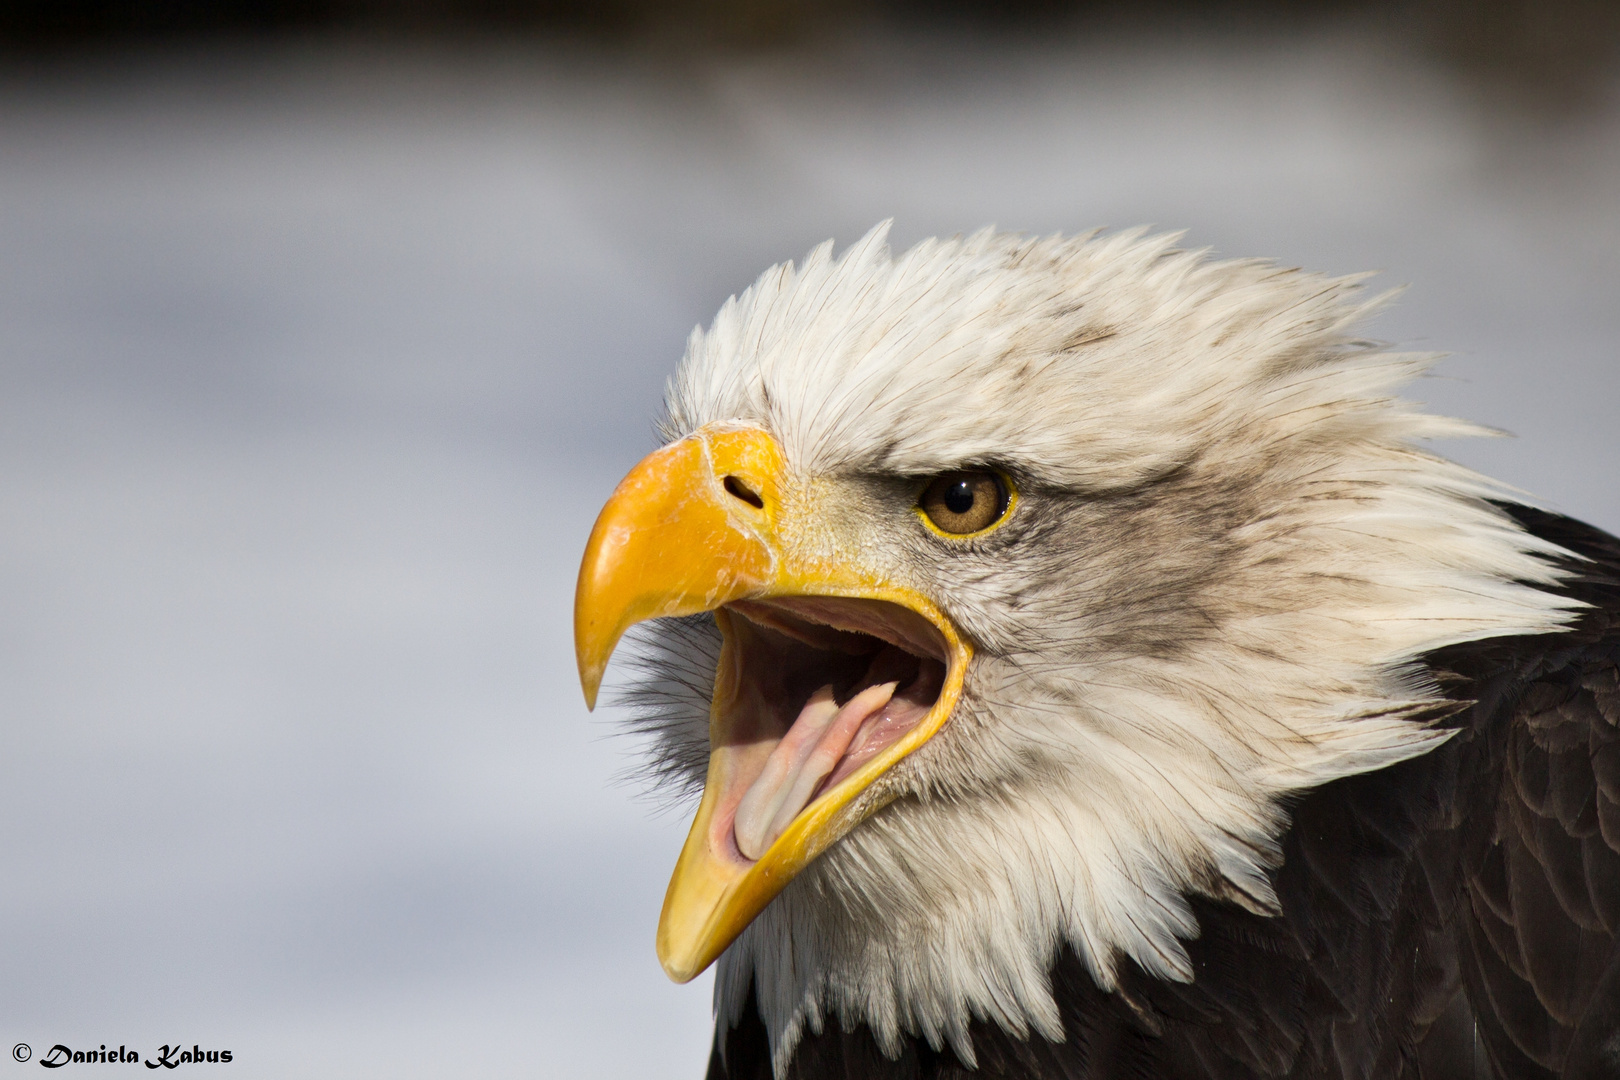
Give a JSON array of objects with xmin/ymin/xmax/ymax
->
[{"xmin": 574, "ymin": 224, "xmax": 1620, "ymax": 1080}]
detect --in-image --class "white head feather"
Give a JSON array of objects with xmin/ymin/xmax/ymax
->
[{"xmin": 622, "ymin": 223, "xmax": 1579, "ymax": 1075}]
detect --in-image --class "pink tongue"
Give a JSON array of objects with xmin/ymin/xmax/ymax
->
[{"xmin": 732, "ymin": 681, "xmax": 898, "ymax": 861}]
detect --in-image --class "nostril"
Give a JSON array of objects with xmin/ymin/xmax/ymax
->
[{"xmin": 723, "ymin": 475, "xmax": 765, "ymax": 509}]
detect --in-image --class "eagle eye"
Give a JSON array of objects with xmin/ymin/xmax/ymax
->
[{"xmin": 918, "ymin": 471, "xmax": 1011, "ymax": 536}]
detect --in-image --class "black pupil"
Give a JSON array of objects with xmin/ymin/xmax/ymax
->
[{"xmin": 943, "ymin": 479, "xmax": 977, "ymax": 515}]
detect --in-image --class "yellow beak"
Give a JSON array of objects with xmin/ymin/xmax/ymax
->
[{"xmin": 574, "ymin": 425, "xmax": 970, "ymax": 982}]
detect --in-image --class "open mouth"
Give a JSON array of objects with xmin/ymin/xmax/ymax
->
[
  {"xmin": 572, "ymin": 424, "xmax": 977, "ymax": 978},
  {"xmin": 713, "ymin": 596, "xmax": 950, "ymax": 864}
]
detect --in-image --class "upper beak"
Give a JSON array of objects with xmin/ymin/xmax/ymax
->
[
  {"xmin": 574, "ymin": 425, "xmax": 784, "ymax": 710},
  {"xmin": 574, "ymin": 425, "xmax": 970, "ymax": 982}
]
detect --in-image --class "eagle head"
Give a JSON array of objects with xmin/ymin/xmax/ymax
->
[{"xmin": 573, "ymin": 223, "xmax": 1577, "ymax": 1072}]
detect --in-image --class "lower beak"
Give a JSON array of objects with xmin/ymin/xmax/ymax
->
[{"xmin": 574, "ymin": 425, "xmax": 970, "ymax": 981}]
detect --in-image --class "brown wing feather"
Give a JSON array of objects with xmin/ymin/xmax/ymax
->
[{"xmin": 1447, "ymin": 508, "xmax": 1620, "ymax": 1080}]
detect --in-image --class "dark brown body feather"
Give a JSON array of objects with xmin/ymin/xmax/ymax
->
[{"xmin": 708, "ymin": 506, "xmax": 1620, "ymax": 1080}]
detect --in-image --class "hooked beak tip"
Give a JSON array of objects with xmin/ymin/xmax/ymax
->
[{"xmin": 578, "ymin": 658, "xmax": 604, "ymax": 711}]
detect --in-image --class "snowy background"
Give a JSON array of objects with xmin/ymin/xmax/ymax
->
[{"xmin": 0, "ymin": 20, "xmax": 1616, "ymax": 1078}]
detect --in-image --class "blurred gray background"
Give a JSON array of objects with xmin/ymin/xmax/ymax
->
[{"xmin": 0, "ymin": 1, "xmax": 1615, "ymax": 1076}]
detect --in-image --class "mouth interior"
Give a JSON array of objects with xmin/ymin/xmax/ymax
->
[{"xmin": 716, "ymin": 597, "xmax": 948, "ymax": 863}]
